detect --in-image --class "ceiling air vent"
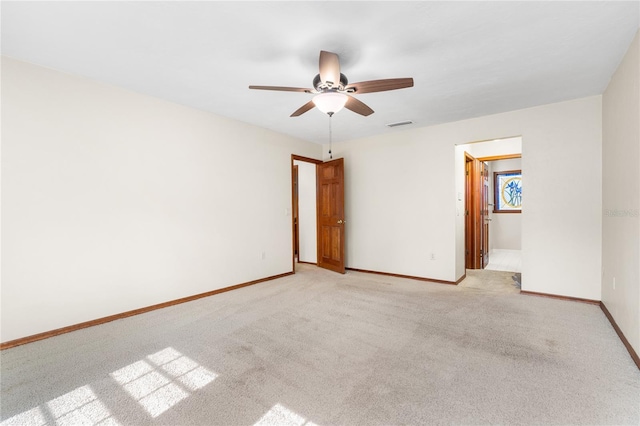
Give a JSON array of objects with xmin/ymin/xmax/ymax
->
[{"xmin": 386, "ymin": 120, "xmax": 413, "ymax": 128}]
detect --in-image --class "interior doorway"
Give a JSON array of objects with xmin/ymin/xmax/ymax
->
[
  {"xmin": 290, "ymin": 154, "xmax": 347, "ymax": 274},
  {"xmin": 291, "ymin": 155, "xmax": 321, "ymax": 271},
  {"xmin": 457, "ymin": 137, "xmax": 523, "ymax": 292},
  {"xmin": 480, "ymin": 155, "xmax": 523, "ymax": 275}
]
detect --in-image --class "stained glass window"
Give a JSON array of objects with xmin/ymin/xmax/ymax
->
[{"xmin": 494, "ymin": 170, "xmax": 522, "ymax": 213}]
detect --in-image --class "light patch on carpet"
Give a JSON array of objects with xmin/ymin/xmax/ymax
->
[
  {"xmin": 47, "ymin": 385, "xmax": 117, "ymax": 425},
  {"xmin": 110, "ymin": 347, "xmax": 218, "ymax": 418},
  {"xmin": 1, "ymin": 385, "xmax": 120, "ymax": 426},
  {"xmin": 0, "ymin": 407, "xmax": 47, "ymax": 426},
  {"xmin": 254, "ymin": 403, "xmax": 319, "ymax": 426}
]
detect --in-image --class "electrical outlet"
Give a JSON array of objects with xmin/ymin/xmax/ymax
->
[
  {"xmin": 613, "ymin": 277, "xmax": 616, "ymax": 290},
  {"xmin": 430, "ymin": 253, "xmax": 436, "ymax": 261}
]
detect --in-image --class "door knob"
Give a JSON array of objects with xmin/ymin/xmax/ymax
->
[{"xmin": 337, "ymin": 220, "xmax": 343, "ymax": 224}]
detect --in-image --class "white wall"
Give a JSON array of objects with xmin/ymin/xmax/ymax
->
[
  {"xmin": 293, "ymin": 160, "xmax": 317, "ymax": 263},
  {"xmin": 328, "ymin": 96, "xmax": 602, "ymax": 299},
  {"xmin": 489, "ymin": 158, "xmax": 522, "ymax": 251},
  {"xmin": 602, "ymin": 31, "xmax": 640, "ymax": 354},
  {"xmin": 462, "ymin": 137, "xmax": 522, "ymax": 158},
  {"xmin": 1, "ymin": 57, "xmax": 322, "ymax": 342}
]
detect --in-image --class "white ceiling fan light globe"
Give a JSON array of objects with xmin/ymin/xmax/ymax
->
[{"xmin": 313, "ymin": 92, "xmax": 348, "ymax": 115}]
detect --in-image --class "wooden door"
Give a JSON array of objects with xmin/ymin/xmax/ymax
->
[
  {"xmin": 465, "ymin": 157, "xmax": 474, "ymax": 269},
  {"xmin": 464, "ymin": 153, "xmax": 483, "ymax": 269},
  {"xmin": 481, "ymin": 161, "xmax": 490, "ymax": 268},
  {"xmin": 317, "ymin": 158, "xmax": 345, "ymax": 273},
  {"xmin": 293, "ymin": 165, "xmax": 299, "ymax": 259}
]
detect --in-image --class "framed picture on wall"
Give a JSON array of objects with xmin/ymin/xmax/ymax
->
[{"xmin": 494, "ymin": 170, "xmax": 522, "ymax": 213}]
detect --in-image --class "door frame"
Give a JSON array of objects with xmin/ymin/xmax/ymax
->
[{"xmin": 291, "ymin": 155, "xmax": 322, "ymax": 272}]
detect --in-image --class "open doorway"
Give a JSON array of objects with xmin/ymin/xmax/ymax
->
[
  {"xmin": 456, "ymin": 137, "xmax": 523, "ymax": 293},
  {"xmin": 482, "ymin": 156, "xmax": 522, "ymax": 274},
  {"xmin": 290, "ymin": 154, "xmax": 347, "ymax": 274},
  {"xmin": 291, "ymin": 155, "xmax": 321, "ymax": 271}
]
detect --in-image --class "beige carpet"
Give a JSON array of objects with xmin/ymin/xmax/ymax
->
[
  {"xmin": 1, "ymin": 264, "xmax": 639, "ymax": 425},
  {"xmin": 459, "ymin": 269, "xmax": 521, "ymax": 293}
]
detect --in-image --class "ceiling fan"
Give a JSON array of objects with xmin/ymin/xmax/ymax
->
[{"xmin": 249, "ymin": 50, "xmax": 414, "ymax": 117}]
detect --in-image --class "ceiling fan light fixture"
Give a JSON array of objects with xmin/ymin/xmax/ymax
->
[{"xmin": 313, "ymin": 92, "xmax": 348, "ymax": 115}]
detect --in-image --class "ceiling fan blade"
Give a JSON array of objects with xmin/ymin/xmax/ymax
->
[
  {"xmin": 319, "ymin": 51, "xmax": 340, "ymax": 87},
  {"xmin": 346, "ymin": 78, "xmax": 414, "ymax": 94},
  {"xmin": 249, "ymin": 85, "xmax": 313, "ymax": 93},
  {"xmin": 344, "ymin": 95, "xmax": 374, "ymax": 116},
  {"xmin": 290, "ymin": 100, "xmax": 316, "ymax": 117}
]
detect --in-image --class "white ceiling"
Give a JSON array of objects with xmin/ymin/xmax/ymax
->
[{"xmin": 2, "ymin": 1, "xmax": 639, "ymax": 144}]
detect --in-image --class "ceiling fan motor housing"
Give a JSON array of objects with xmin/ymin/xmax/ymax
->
[{"xmin": 313, "ymin": 73, "xmax": 350, "ymax": 92}]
